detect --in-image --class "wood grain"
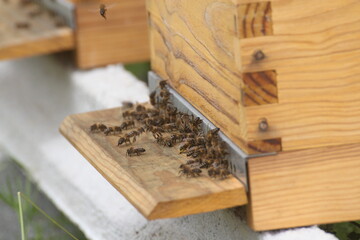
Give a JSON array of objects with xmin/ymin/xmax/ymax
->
[
  {"xmin": 60, "ymin": 107, "xmax": 247, "ymax": 219},
  {"xmin": 247, "ymin": 142, "xmax": 360, "ymax": 230},
  {"xmin": 0, "ymin": 0, "xmax": 74, "ymax": 61},
  {"xmin": 148, "ymin": 0, "xmax": 250, "ymax": 151},
  {"xmin": 238, "ymin": 1, "xmax": 273, "ymax": 39},
  {"xmin": 242, "ymin": 70, "xmax": 277, "ymax": 106},
  {"xmin": 75, "ymin": 0, "xmax": 149, "ymax": 69},
  {"xmin": 241, "ymin": 0, "xmax": 360, "ymax": 151}
]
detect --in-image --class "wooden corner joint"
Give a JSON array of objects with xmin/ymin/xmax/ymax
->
[
  {"xmin": 237, "ymin": 1, "xmax": 273, "ymax": 39},
  {"xmin": 242, "ymin": 70, "xmax": 278, "ymax": 107}
]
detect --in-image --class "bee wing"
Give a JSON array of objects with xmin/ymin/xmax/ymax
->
[{"xmin": 85, "ymin": 2, "xmax": 118, "ymax": 12}]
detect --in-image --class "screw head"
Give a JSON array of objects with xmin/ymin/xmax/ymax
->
[
  {"xmin": 253, "ymin": 50, "xmax": 266, "ymax": 61},
  {"xmin": 258, "ymin": 118, "xmax": 269, "ymax": 132}
]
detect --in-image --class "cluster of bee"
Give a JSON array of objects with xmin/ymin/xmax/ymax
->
[{"xmin": 89, "ymin": 80, "xmax": 230, "ymax": 179}]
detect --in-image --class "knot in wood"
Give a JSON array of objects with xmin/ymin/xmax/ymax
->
[
  {"xmin": 258, "ymin": 118, "xmax": 269, "ymax": 132},
  {"xmin": 253, "ymin": 50, "xmax": 266, "ymax": 61}
]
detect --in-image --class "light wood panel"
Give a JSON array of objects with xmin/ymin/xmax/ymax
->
[
  {"xmin": 60, "ymin": 107, "xmax": 247, "ymax": 219},
  {"xmin": 0, "ymin": 0, "xmax": 74, "ymax": 60},
  {"xmin": 247, "ymin": 142, "xmax": 360, "ymax": 230},
  {"xmin": 148, "ymin": 0, "xmax": 249, "ymax": 151},
  {"xmin": 241, "ymin": 0, "xmax": 360, "ymax": 151},
  {"xmin": 75, "ymin": 0, "xmax": 149, "ymax": 69}
]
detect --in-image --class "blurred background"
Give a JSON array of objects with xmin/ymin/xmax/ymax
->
[{"xmin": 0, "ymin": 0, "xmax": 358, "ymax": 240}]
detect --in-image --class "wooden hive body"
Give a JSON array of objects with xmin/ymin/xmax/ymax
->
[{"xmin": 148, "ymin": 0, "xmax": 360, "ymax": 230}]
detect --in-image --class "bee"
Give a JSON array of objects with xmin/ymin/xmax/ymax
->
[
  {"xmin": 159, "ymin": 80, "xmax": 167, "ymax": 89},
  {"xmin": 118, "ymin": 136, "xmax": 131, "ymax": 146},
  {"xmin": 99, "ymin": 4, "xmax": 107, "ymax": 19},
  {"xmin": 149, "ymin": 91, "xmax": 157, "ymax": 106},
  {"xmin": 163, "ymin": 123, "xmax": 177, "ymax": 132},
  {"xmin": 122, "ymin": 110, "xmax": 133, "ymax": 119},
  {"xmin": 136, "ymin": 104, "xmax": 146, "ymax": 112},
  {"xmin": 122, "ymin": 101, "xmax": 134, "ymax": 109},
  {"xmin": 126, "ymin": 147, "xmax": 146, "ymax": 156},
  {"xmin": 104, "ymin": 127, "xmax": 114, "ymax": 136},
  {"xmin": 16, "ymin": 22, "xmax": 30, "ymax": 29},
  {"xmin": 179, "ymin": 164, "xmax": 202, "ymax": 177},
  {"xmin": 145, "ymin": 125, "xmax": 163, "ymax": 138},
  {"xmin": 120, "ymin": 120, "xmax": 135, "ymax": 130},
  {"xmin": 208, "ymin": 167, "xmax": 230, "ymax": 179},
  {"xmin": 90, "ymin": 123, "xmax": 107, "ymax": 132},
  {"xmin": 186, "ymin": 146, "xmax": 207, "ymax": 158},
  {"xmin": 146, "ymin": 108, "xmax": 160, "ymax": 117},
  {"xmin": 156, "ymin": 137, "xmax": 174, "ymax": 147}
]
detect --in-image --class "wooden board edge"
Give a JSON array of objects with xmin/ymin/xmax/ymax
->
[
  {"xmin": 0, "ymin": 28, "xmax": 75, "ymax": 61},
  {"xmin": 148, "ymin": 187, "xmax": 247, "ymax": 220},
  {"xmin": 59, "ymin": 114, "xmax": 159, "ymax": 218}
]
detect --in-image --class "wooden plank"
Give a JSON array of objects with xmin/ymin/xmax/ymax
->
[
  {"xmin": 0, "ymin": 0, "xmax": 74, "ymax": 61},
  {"xmin": 59, "ymin": 107, "xmax": 247, "ymax": 219},
  {"xmin": 148, "ymin": 0, "xmax": 250, "ymax": 151},
  {"xmin": 247, "ymin": 142, "xmax": 360, "ymax": 231},
  {"xmin": 240, "ymin": 0, "xmax": 360, "ymax": 151},
  {"xmin": 75, "ymin": 0, "xmax": 149, "ymax": 69}
]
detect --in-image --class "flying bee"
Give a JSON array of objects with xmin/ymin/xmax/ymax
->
[
  {"xmin": 179, "ymin": 164, "xmax": 202, "ymax": 177},
  {"xmin": 126, "ymin": 147, "xmax": 146, "ymax": 156},
  {"xmin": 99, "ymin": 4, "xmax": 107, "ymax": 19},
  {"xmin": 118, "ymin": 136, "xmax": 131, "ymax": 146}
]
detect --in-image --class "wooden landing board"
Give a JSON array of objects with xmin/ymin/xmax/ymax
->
[
  {"xmin": 60, "ymin": 107, "xmax": 247, "ymax": 219},
  {"xmin": 247, "ymin": 142, "xmax": 360, "ymax": 231},
  {"xmin": 0, "ymin": 0, "xmax": 74, "ymax": 61}
]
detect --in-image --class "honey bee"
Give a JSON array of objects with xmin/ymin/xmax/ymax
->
[
  {"xmin": 90, "ymin": 123, "xmax": 107, "ymax": 132},
  {"xmin": 122, "ymin": 110, "xmax": 133, "ymax": 119},
  {"xmin": 15, "ymin": 22, "xmax": 30, "ymax": 29},
  {"xmin": 118, "ymin": 136, "xmax": 131, "ymax": 146},
  {"xmin": 149, "ymin": 91, "xmax": 157, "ymax": 106},
  {"xmin": 159, "ymin": 80, "xmax": 167, "ymax": 89},
  {"xmin": 99, "ymin": 4, "xmax": 107, "ymax": 19},
  {"xmin": 145, "ymin": 125, "xmax": 163, "ymax": 138},
  {"xmin": 179, "ymin": 164, "xmax": 202, "ymax": 177},
  {"xmin": 208, "ymin": 167, "xmax": 230, "ymax": 179},
  {"xmin": 122, "ymin": 101, "xmax": 134, "ymax": 109},
  {"xmin": 104, "ymin": 127, "xmax": 114, "ymax": 136},
  {"xmin": 156, "ymin": 136, "xmax": 174, "ymax": 147},
  {"xmin": 136, "ymin": 104, "xmax": 146, "ymax": 112},
  {"xmin": 162, "ymin": 123, "xmax": 177, "ymax": 132},
  {"xmin": 126, "ymin": 147, "xmax": 146, "ymax": 156},
  {"xmin": 120, "ymin": 120, "xmax": 135, "ymax": 130},
  {"xmin": 125, "ymin": 130, "xmax": 142, "ymax": 143}
]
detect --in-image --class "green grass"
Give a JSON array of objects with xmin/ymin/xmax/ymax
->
[
  {"xmin": 124, "ymin": 61, "xmax": 151, "ymax": 84},
  {"xmin": 0, "ymin": 160, "xmax": 87, "ymax": 240}
]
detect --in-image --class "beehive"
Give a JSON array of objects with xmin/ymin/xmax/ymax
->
[
  {"xmin": 60, "ymin": 0, "xmax": 360, "ymax": 232},
  {"xmin": 147, "ymin": 0, "xmax": 360, "ymax": 230}
]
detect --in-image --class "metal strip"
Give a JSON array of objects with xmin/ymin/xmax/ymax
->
[
  {"xmin": 33, "ymin": 0, "xmax": 75, "ymax": 28},
  {"xmin": 149, "ymin": 71, "xmax": 276, "ymax": 191}
]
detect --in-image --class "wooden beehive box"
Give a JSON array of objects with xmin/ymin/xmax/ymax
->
[
  {"xmin": 147, "ymin": 0, "xmax": 360, "ymax": 230},
  {"xmin": 0, "ymin": 0, "xmax": 149, "ymax": 68}
]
